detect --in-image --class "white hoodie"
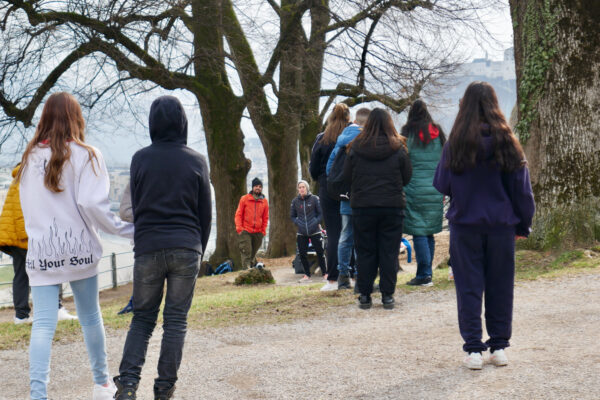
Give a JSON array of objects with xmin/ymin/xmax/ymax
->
[{"xmin": 19, "ymin": 142, "xmax": 134, "ymax": 286}]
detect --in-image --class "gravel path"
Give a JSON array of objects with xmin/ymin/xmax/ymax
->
[{"xmin": 1, "ymin": 272, "xmax": 599, "ymax": 399}]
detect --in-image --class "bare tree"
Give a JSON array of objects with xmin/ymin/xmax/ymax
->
[
  {"xmin": 509, "ymin": 0, "xmax": 600, "ymax": 246},
  {"xmin": 0, "ymin": 0, "xmax": 505, "ymax": 261}
]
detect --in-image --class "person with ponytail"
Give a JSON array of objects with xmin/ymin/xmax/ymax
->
[
  {"xmin": 309, "ymin": 103, "xmax": 350, "ymax": 290},
  {"xmin": 433, "ymin": 82, "xmax": 535, "ymax": 370},
  {"xmin": 18, "ymin": 92, "xmax": 133, "ymax": 399},
  {"xmin": 401, "ymin": 99, "xmax": 446, "ymax": 287}
]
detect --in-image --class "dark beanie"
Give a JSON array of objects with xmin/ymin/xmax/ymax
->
[{"xmin": 252, "ymin": 177, "xmax": 263, "ymax": 187}]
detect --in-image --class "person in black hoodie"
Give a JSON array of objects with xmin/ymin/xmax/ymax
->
[
  {"xmin": 290, "ymin": 180, "xmax": 326, "ymax": 282},
  {"xmin": 342, "ymin": 108, "xmax": 412, "ymax": 310},
  {"xmin": 309, "ymin": 103, "xmax": 350, "ymax": 289},
  {"xmin": 114, "ymin": 96, "xmax": 211, "ymax": 400}
]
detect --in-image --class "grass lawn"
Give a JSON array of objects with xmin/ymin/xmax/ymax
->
[
  {"xmin": 0, "ymin": 246, "xmax": 598, "ymax": 350},
  {"xmin": 0, "ymin": 265, "xmax": 14, "ymax": 286}
]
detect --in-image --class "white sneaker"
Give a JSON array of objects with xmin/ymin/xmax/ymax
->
[
  {"xmin": 57, "ymin": 307, "xmax": 78, "ymax": 321},
  {"xmin": 93, "ymin": 381, "xmax": 117, "ymax": 400},
  {"xmin": 464, "ymin": 352, "xmax": 483, "ymax": 370},
  {"xmin": 320, "ymin": 281, "xmax": 338, "ymax": 291},
  {"xmin": 14, "ymin": 316, "xmax": 32, "ymax": 325},
  {"xmin": 298, "ymin": 275, "xmax": 312, "ymax": 283},
  {"xmin": 489, "ymin": 349, "xmax": 508, "ymax": 366}
]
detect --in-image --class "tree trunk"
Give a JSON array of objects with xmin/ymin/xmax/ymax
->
[
  {"xmin": 510, "ymin": 0, "xmax": 600, "ymax": 245},
  {"xmin": 263, "ymin": 128, "xmax": 298, "ymax": 257},
  {"xmin": 192, "ymin": 0, "xmax": 249, "ymax": 268},
  {"xmin": 198, "ymin": 96, "xmax": 249, "ymax": 269}
]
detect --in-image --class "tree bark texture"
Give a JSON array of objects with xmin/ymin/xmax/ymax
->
[{"xmin": 510, "ymin": 0, "xmax": 600, "ymax": 209}]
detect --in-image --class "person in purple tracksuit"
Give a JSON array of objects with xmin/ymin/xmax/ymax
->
[{"xmin": 433, "ymin": 81, "xmax": 535, "ymax": 370}]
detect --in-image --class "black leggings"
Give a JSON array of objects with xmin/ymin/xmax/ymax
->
[
  {"xmin": 319, "ymin": 188, "xmax": 341, "ymax": 280},
  {"xmin": 297, "ymin": 234, "xmax": 326, "ymax": 277}
]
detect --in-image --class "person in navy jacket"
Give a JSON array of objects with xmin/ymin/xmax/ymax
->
[
  {"xmin": 290, "ymin": 180, "xmax": 326, "ymax": 282},
  {"xmin": 433, "ymin": 81, "xmax": 535, "ymax": 370}
]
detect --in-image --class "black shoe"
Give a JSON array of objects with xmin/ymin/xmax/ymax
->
[
  {"xmin": 154, "ymin": 385, "xmax": 176, "ymax": 400},
  {"xmin": 382, "ymin": 294, "xmax": 395, "ymax": 309},
  {"xmin": 358, "ymin": 294, "xmax": 372, "ymax": 309},
  {"xmin": 114, "ymin": 376, "xmax": 138, "ymax": 400},
  {"xmin": 406, "ymin": 277, "xmax": 433, "ymax": 287},
  {"xmin": 337, "ymin": 274, "xmax": 351, "ymax": 290}
]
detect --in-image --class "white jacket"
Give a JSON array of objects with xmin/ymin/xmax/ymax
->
[{"xmin": 20, "ymin": 142, "xmax": 134, "ymax": 286}]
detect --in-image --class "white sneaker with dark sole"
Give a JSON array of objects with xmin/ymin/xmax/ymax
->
[
  {"xmin": 490, "ymin": 349, "xmax": 508, "ymax": 366},
  {"xmin": 464, "ymin": 352, "xmax": 483, "ymax": 370}
]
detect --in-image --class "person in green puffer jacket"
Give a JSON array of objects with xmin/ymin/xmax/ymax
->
[{"xmin": 401, "ymin": 100, "xmax": 446, "ymax": 287}]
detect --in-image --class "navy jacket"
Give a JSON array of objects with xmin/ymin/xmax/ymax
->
[
  {"xmin": 290, "ymin": 192, "xmax": 322, "ymax": 236},
  {"xmin": 130, "ymin": 96, "xmax": 212, "ymax": 256},
  {"xmin": 433, "ymin": 131, "xmax": 535, "ymax": 236}
]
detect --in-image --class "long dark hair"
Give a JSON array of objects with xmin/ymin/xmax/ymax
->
[
  {"xmin": 447, "ymin": 81, "xmax": 525, "ymax": 173},
  {"xmin": 320, "ymin": 103, "xmax": 350, "ymax": 145},
  {"xmin": 349, "ymin": 108, "xmax": 406, "ymax": 151},
  {"xmin": 17, "ymin": 92, "xmax": 97, "ymax": 192},
  {"xmin": 401, "ymin": 99, "xmax": 446, "ymax": 147}
]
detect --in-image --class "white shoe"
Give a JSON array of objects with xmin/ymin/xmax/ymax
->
[
  {"xmin": 57, "ymin": 307, "xmax": 78, "ymax": 321},
  {"xmin": 298, "ymin": 275, "xmax": 312, "ymax": 283},
  {"xmin": 320, "ymin": 282, "xmax": 338, "ymax": 291},
  {"xmin": 14, "ymin": 316, "xmax": 32, "ymax": 325},
  {"xmin": 464, "ymin": 352, "xmax": 483, "ymax": 370},
  {"xmin": 489, "ymin": 349, "xmax": 508, "ymax": 366},
  {"xmin": 93, "ymin": 381, "xmax": 117, "ymax": 400}
]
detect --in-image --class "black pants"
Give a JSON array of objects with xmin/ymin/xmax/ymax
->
[
  {"xmin": 353, "ymin": 211, "xmax": 403, "ymax": 296},
  {"xmin": 297, "ymin": 234, "xmax": 326, "ymax": 277},
  {"xmin": 3, "ymin": 246, "xmax": 30, "ymax": 319},
  {"xmin": 118, "ymin": 248, "xmax": 199, "ymax": 392},
  {"xmin": 450, "ymin": 227, "xmax": 515, "ymax": 353},
  {"xmin": 319, "ymin": 187, "xmax": 341, "ymax": 281}
]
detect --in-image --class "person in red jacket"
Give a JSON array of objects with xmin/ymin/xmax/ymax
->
[{"xmin": 235, "ymin": 177, "xmax": 269, "ymax": 269}]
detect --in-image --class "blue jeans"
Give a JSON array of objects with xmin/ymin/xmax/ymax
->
[
  {"xmin": 337, "ymin": 214, "xmax": 355, "ymax": 276},
  {"xmin": 413, "ymin": 235, "xmax": 435, "ymax": 279},
  {"xmin": 117, "ymin": 248, "xmax": 200, "ymax": 392},
  {"xmin": 30, "ymin": 275, "xmax": 108, "ymax": 400}
]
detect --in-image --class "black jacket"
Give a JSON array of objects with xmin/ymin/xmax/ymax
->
[
  {"xmin": 130, "ymin": 96, "xmax": 212, "ymax": 256},
  {"xmin": 342, "ymin": 136, "xmax": 412, "ymax": 210},
  {"xmin": 290, "ymin": 192, "xmax": 322, "ymax": 236},
  {"xmin": 309, "ymin": 133, "xmax": 335, "ymax": 190}
]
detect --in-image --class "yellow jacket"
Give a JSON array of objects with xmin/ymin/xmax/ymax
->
[{"xmin": 0, "ymin": 165, "xmax": 28, "ymax": 249}]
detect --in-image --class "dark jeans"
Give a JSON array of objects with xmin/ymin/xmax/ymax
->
[
  {"xmin": 449, "ymin": 226, "xmax": 515, "ymax": 353},
  {"xmin": 319, "ymin": 187, "xmax": 341, "ymax": 281},
  {"xmin": 118, "ymin": 248, "xmax": 200, "ymax": 392},
  {"xmin": 353, "ymin": 211, "xmax": 403, "ymax": 296},
  {"xmin": 413, "ymin": 235, "xmax": 435, "ymax": 279},
  {"xmin": 297, "ymin": 233, "xmax": 326, "ymax": 277},
  {"xmin": 1, "ymin": 246, "xmax": 63, "ymax": 319}
]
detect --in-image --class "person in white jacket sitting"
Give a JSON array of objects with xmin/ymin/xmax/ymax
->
[{"xmin": 17, "ymin": 92, "xmax": 134, "ymax": 400}]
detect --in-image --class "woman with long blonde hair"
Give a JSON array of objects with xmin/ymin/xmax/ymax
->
[
  {"xmin": 309, "ymin": 103, "xmax": 350, "ymax": 288},
  {"xmin": 18, "ymin": 92, "xmax": 133, "ymax": 400}
]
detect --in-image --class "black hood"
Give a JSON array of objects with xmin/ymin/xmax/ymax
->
[
  {"xmin": 353, "ymin": 136, "xmax": 398, "ymax": 160},
  {"xmin": 149, "ymin": 96, "xmax": 188, "ymax": 145}
]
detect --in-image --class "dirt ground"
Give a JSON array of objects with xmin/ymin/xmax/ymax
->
[{"xmin": 1, "ymin": 268, "xmax": 599, "ymax": 399}]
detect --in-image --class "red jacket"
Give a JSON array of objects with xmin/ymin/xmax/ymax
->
[{"xmin": 235, "ymin": 193, "xmax": 269, "ymax": 235}]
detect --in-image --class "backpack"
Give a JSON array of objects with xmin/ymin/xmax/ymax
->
[
  {"xmin": 327, "ymin": 146, "xmax": 351, "ymax": 201},
  {"xmin": 213, "ymin": 259, "xmax": 233, "ymax": 275}
]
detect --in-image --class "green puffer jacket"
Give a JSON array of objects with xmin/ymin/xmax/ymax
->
[{"xmin": 403, "ymin": 134, "xmax": 444, "ymax": 236}]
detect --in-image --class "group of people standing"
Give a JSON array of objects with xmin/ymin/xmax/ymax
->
[
  {"xmin": 303, "ymin": 81, "xmax": 535, "ymax": 369},
  {"xmin": 1, "ymin": 80, "xmax": 535, "ymax": 400}
]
